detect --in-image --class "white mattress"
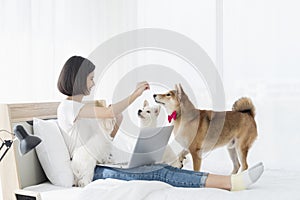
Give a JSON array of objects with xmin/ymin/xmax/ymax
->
[{"xmin": 24, "ymin": 169, "xmax": 300, "ymax": 200}]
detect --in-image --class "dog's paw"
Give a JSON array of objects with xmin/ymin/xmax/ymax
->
[
  {"xmin": 170, "ymin": 159, "xmax": 184, "ymax": 169},
  {"xmin": 170, "ymin": 152, "xmax": 188, "ymax": 169},
  {"xmin": 73, "ymin": 170, "xmax": 93, "ymax": 187},
  {"xmin": 78, "ymin": 176, "xmax": 92, "ymax": 187}
]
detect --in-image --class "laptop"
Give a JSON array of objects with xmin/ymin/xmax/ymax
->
[{"xmin": 100, "ymin": 125, "xmax": 174, "ymax": 169}]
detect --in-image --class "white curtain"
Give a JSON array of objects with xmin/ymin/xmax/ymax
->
[
  {"xmin": 0, "ymin": 0, "xmax": 217, "ymax": 104},
  {"xmin": 0, "ymin": 0, "xmax": 139, "ymax": 103},
  {"xmin": 0, "ymin": 0, "xmax": 218, "ymax": 129},
  {"xmin": 223, "ymin": 0, "xmax": 300, "ymax": 170}
]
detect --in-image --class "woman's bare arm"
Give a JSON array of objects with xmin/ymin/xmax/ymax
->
[{"xmin": 78, "ymin": 81, "xmax": 149, "ymax": 119}]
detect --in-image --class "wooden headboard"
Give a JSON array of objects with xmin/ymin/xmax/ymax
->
[{"xmin": 0, "ymin": 100, "xmax": 105, "ymax": 200}]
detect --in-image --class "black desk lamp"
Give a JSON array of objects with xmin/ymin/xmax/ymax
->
[{"xmin": 0, "ymin": 125, "xmax": 42, "ymax": 162}]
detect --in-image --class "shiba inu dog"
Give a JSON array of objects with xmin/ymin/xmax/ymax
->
[{"xmin": 154, "ymin": 84, "xmax": 257, "ymax": 173}]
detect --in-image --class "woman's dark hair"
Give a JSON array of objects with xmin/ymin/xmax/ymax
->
[{"xmin": 57, "ymin": 56, "xmax": 95, "ymax": 96}]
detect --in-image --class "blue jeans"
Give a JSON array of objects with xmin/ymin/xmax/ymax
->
[{"xmin": 93, "ymin": 164, "xmax": 208, "ymax": 188}]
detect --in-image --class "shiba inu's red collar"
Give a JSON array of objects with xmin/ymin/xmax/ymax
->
[{"xmin": 168, "ymin": 111, "xmax": 177, "ymax": 123}]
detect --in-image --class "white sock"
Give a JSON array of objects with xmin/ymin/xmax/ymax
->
[{"xmin": 231, "ymin": 162, "xmax": 264, "ymax": 191}]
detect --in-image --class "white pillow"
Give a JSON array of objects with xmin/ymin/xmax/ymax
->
[{"xmin": 33, "ymin": 118, "xmax": 74, "ymax": 187}]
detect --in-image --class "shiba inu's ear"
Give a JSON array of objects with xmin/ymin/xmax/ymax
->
[
  {"xmin": 178, "ymin": 84, "xmax": 184, "ymax": 92},
  {"xmin": 175, "ymin": 84, "xmax": 183, "ymax": 100},
  {"xmin": 154, "ymin": 105, "xmax": 161, "ymax": 116},
  {"xmin": 143, "ymin": 100, "xmax": 149, "ymax": 107}
]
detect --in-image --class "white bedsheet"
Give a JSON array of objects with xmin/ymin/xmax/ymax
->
[{"xmin": 25, "ymin": 169, "xmax": 300, "ymax": 200}]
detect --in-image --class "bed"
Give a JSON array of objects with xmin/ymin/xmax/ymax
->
[{"xmin": 0, "ymin": 101, "xmax": 299, "ymax": 200}]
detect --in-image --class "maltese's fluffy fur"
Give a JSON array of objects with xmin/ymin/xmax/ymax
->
[{"xmin": 71, "ymin": 118, "xmax": 115, "ymax": 187}]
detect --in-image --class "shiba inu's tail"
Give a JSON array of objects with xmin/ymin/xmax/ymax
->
[{"xmin": 232, "ymin": 97, "xmax": 255, "ymax": 118}]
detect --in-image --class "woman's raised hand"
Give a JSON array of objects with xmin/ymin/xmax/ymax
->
[{"xmin": 133, "ymin": 81, "xmax": 150, "ymax": 97}]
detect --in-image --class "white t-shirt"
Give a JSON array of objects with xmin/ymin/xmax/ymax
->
[{"xmin": 57, "ymin": 99, "xmax": 115, "ymax": 162}]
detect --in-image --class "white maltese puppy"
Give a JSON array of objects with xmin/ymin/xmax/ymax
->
[
  {"xmin": 71, "ymin": 118, "xmax": 115, "ymax": 187},
  {"xmin": 137, "ymin": 100, "xmax": 185, "ymax": 168},
  {"xmin": 137, "ymin": 100, "xmax": 161, "ymax": 128}
]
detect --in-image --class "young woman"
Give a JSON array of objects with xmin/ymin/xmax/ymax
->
[{"xmin": 57, "ymin": 55, "xmax": 264, "ymax": 191}]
